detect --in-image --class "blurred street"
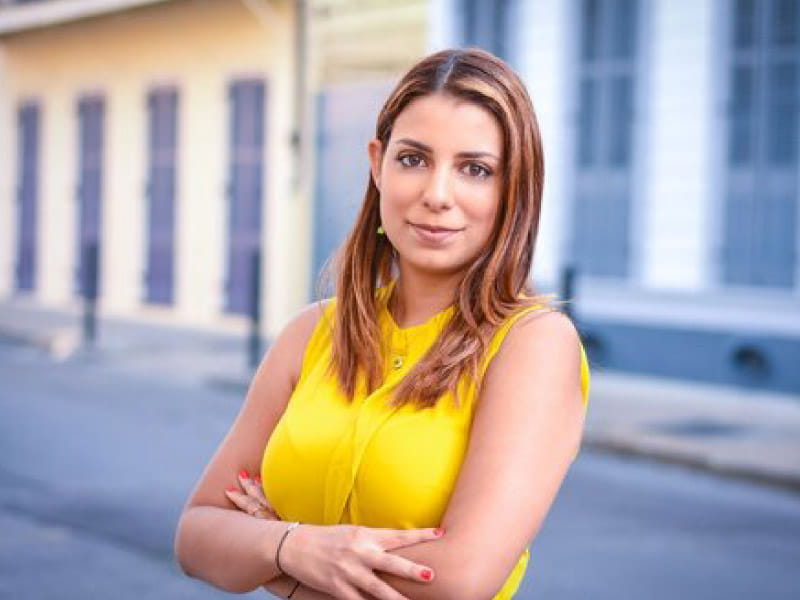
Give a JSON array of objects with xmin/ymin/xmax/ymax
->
[
  {"xmin": 1, "ymin": 332, "xmax": 799, "ymax": 600},
  {"xmin": 2, "ymin": 0, "xmax": 800, "ymax": 598}
]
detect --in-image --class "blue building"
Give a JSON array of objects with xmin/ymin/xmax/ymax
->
[{"xmin": 427, "ymin": 0, "xmax": 799, "ymax": 393}]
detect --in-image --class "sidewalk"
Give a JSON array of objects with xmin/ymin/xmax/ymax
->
[
  {"xmin": 583, "ymin": 373, "xmax": 800, "ymax": 491},
  {"xmin": 0, "ymin": 296, "xmax": 257, "ymax": 388},
  {"xmin": 2, "ymin": 296, "xmax": 799, "ymax": 492}
]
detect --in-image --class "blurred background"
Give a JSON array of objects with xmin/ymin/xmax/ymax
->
[{"xmin": 0, "ymin": 0, "xmax": 798, "ymax": 598}]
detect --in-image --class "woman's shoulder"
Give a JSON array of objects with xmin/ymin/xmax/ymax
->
[
  {"xmin": 285, "ymin": 297, "xmax": 335, "ymax": 339},
  {"xmin": 280, "ymin": 298, "xmax": 336, "ymax": 387},
  {"xmin": 482, "ymin": 306, "xmax": 590, "ymax": 406}
]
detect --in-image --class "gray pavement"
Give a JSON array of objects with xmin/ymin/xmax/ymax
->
[
  {"xmin": 2, "ymin": 336, "xmax": 798, "ymax": 600},
  {"xmin": 2, "ymin": 295, "xmax": 800, "ymax": 494},
  {"xmin": 584, "ymin": 373, "xmax": 800, "ymax": 492}
]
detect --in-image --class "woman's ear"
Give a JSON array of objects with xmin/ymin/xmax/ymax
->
[{"xmin": 367, "ymin": 139, "xmax": 383, "ymax": 191}]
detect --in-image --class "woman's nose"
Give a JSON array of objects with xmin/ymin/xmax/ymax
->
[{"xmin": 423, "ymin": 167, "xmax": 453, "ymax": 211}]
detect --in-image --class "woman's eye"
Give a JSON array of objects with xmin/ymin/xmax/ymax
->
[
  {"xmin": 463, "ymin": 163, "xmax": 491, "ymax": 179},
  {"xmin": 398, "ymin": 154, "xmax": 425, "ymax": 168}
]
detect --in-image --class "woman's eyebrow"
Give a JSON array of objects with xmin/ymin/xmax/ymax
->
[{"xmin": 394, "ymin": 138, "xmax": 500, "ymax": 161}]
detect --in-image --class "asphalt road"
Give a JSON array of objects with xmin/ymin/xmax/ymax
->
[{"xmin": 1, "ymin": 342, "xmax": 798, "ymax": 599}]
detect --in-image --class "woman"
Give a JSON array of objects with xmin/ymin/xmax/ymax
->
[{"xmin": 174, "ymin": 47, "xmax": 590, "ymax": 600}]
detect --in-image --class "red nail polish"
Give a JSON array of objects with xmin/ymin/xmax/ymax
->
[
  {"xmin": 434, "ymin": 527, "xmax": 445, "ymax": 537},
  {"xmin": 421, "ymin": 569, "xmax": 433, "ymax": 581},
  {"xmin": 239, "ymin": 469, "xmax": 249, "ymax": 479},
  {"xmin": 254, "ymin": 475, "xmax": 261, "ymax": 483}
]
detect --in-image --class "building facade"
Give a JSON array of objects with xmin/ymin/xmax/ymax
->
[
  {"xmin": 431, "ymin": 0, "xmax": 800, "ymax": 393},
  {"xmin": 2, "ymin": 0, "xmax": 799, "ymax": 393},
  {"xmin": 1, "ymin": 0, "xmax": 306, "ymax": 336},
  {"xmin": 0, "ymin": 0, "xmax": 429, "ymax": 338}
]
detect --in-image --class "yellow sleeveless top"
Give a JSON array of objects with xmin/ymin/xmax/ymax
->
[{"xmin": 261, "ymin": 280, "xmax": 591, "ymax": 599}]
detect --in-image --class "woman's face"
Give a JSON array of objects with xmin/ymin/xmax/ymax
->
[{"xmin": 368, "ymin": 93, "xmax": 504, "ymax": 278}]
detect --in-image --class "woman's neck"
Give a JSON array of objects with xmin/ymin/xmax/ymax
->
[{"xmin": 388, "ymin": 270, "xmax": 461, "ymax": 329}]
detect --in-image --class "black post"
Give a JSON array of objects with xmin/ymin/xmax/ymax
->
[
  {"xmin": 82, "ymin": 241, "xmax": 99, "ymax": 348},
  {"xmin": 248, "ymin": 248, "xmax": 262, "ymax": 370},
  {"xmin": 560, "ymin": 264, "xmax": 576, "ymax": 322}
]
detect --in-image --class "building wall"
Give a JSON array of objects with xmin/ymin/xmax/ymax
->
[
  {"xmin": 312, "ymin": 0, "xmax": 428, "ymax": 85},
  {"xmin": 429, "ymin": 0, "xmax": 799, "ymax": 393},
  {"xmin": 0, "ymin": 0, "xmax": 306, "ymax": 337}
]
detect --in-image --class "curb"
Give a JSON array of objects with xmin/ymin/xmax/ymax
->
[
  {"xmin": 584, "ymin": 433, "xmax": 800, "ymax": 494},
  {"xmin": 0, "ymin": 326, "xmax": 82, "ymax": 360}
]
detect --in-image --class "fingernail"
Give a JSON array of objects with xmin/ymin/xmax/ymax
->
[
  {"xmin": 420, "ymin": 569, "xmax": 433, "ymax": 581},
  {"xmin": 226, "ymin": 486, "xmax": 237, "ymax": 492},
  {"xmin": 434, "ymin": 527, "xmax": 445, "ymax": 537},
  {"xmin": 254, "ymin": 475, "xmax": 261, "ymax": 484},
  {"xmin": 239, "ymin": 469, "xmax": 249, "ymax": 479}
]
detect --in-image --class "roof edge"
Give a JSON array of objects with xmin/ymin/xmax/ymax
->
[{"xmin": 0, "ymin": 0, "xmax": 175, "ymax": 37}]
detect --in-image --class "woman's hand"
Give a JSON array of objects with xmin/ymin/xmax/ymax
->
[
  {"xmin": 225, "ymin": 470, "xmax": 443, "ymax": 599},
  {"xmin": 224, "ymin": 469, "xmax": 279, "ymax": 520},
  {"xmin": 278, "ymin": 522, "xmax": 442, "ymax": 600}
]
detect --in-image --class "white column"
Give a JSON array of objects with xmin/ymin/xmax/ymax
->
[
  {"xmin": 102, "ymin": 80, "xmax": 146, "ymax": 315},
  {"xmin": 515, "ymin": 0, "xmax": 572, "ymax": 291},
  {"xmin": 179, "ymin": 70, "xmax": 226, "ymax": 324},
  {"xmin": 0, "ymin": 46, "xmax": 13, "ymax": 295},
  {"xmin": 639, "ymin": 0, "xmax": 715, "ymax": 291},
  {"xmin": 39, "ymin": 87, "xmax": 78, "ymax": 305}
]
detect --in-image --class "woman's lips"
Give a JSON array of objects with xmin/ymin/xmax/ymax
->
[{"xmin": 409, "ymin": 222, "xmax": 462, "ymax": 245}]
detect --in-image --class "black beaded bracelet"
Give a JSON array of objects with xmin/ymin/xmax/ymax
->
[
  {"xmin": 276, "ymin": 522, "xmax": 301, "ymax": 576},
  {"xmin": 287, "ymin": 579, "xmax": 301, "ymax": 598}
]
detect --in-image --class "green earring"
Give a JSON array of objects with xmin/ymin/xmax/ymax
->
[{"xmin": 377, "ymin": 225, "xmax": 385, "ymax": 235}]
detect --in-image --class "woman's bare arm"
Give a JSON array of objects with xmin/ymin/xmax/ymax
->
[
  {"xmin": 337, "ymin": 311, "xmax": 587, "ymax": 600},
  {"xmin": 174, "ymin": 301, "xmax": 328, "ymax": 593}
]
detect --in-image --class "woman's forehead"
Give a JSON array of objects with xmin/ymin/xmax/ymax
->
[{"xmin": 390, "ymin": 94, "xmax": 503, "ymax": 157}]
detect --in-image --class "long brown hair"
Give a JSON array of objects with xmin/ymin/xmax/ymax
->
[{"xmin": 324, "ymin": 47, "xmax": 552, "ymax": 409}]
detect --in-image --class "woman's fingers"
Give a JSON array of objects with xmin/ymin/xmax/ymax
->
[
  {"xmin": 372, "ymin": 526, "xmax": 445, "ymax": 551},
  {"xmin": 353, "ymin": 565, "xmax": 413, "ymax": 600},
  {"xmin": 238, "ymin": 470, "xmax": 274, "ymax": 509},
  {"xmin": 232, "ymin": 469, "xmax": 279, "ymax": 516},
  {"xmin": 367, "ymin": 551, "xmax": 435, "ymax": 584},
  {"xmin": 352, "ymin": 528, "xmax": 438, "ymax": 598},
  {"xmin": 272, "ymin": 524, "xmax": 437, "ymax": 600},
  {"xmin": 333, "ymin": 581, "xmax": 370, "ymax": 600},
  {"xmin": 224, "ymin": 487, "xmax": 276, "ymax": 519}
]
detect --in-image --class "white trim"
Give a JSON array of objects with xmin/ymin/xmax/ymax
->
[
  {"xmin": 628, "ymin": 0, "xmax": 654, "ymax": 287},
  {"xmin": 0, "ymin": 0, "xmax": 174, "ymax": 36},
  {"xmin": 0, "ymin": 46, "xmax": 12, "ymax": 293},
  {"xmin": 425, "ymin": 0, "xmax": 459, "ymax": 52},
  {"xmin": 707, "ymin": 0, "xmax": 728, "ymax": 292},
  {"xmin": 558, "ymin": 0, "xmax": 579, "ymax": 280}
]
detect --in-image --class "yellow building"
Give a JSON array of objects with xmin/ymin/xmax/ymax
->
[
  {"xmin": 0, "ymin": 0, "xmax": 431, "ymax": 339},
  {"xmin": 0, "ymin": 0, "xmax": 306, "ymax": 339}
]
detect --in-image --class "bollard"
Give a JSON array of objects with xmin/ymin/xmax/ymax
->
[
  {"xmin": 81, "ymin": 241, "xmax": 99, "ymax": 348},
  {"xmin": 560, "ymin": 264, "xmax": 576, "ymax": 322},
  {"xmin": 248, "ymin": 248, "xmax": 262, "ymax": 370}
]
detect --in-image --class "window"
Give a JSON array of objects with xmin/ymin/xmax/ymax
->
[
  {"xmin": 722, "ymin": 0, "xmax": 799, "ymax": 288},
  {"xmin": 461, "ymin": 0, "xmax": 511, "ymax": 59},
  {"xmin": 571, "ymin": 0, "xmax": 640, "ymax": 278},
  {"xmin": 144, "ymin": 87, "xmax": 178, "ymax": 305}
]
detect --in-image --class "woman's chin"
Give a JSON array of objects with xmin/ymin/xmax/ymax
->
[{"xmin": 400, "ymin": 253, "xmax": 469, "ymax": 277}]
